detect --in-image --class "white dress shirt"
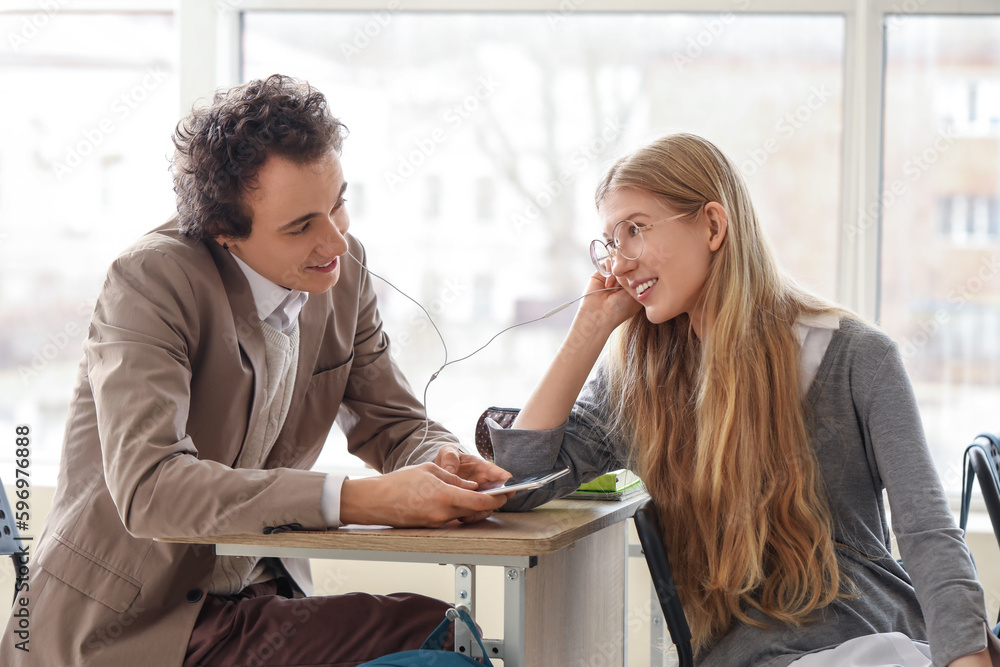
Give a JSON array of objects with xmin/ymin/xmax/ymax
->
[
  {"xmin": 230, "ymin": 253, "xmax": 309, "ymax": 334},
  {"xmin": 795, "ymin": 311, "xmax": 840, "ymax": 395},
  {"xmin": 230, "ymin": 251, "xmax": 346, "ymax": 527}
]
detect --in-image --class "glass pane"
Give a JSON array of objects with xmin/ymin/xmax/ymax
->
[
  {"xmin": 0, "ymin": 13, "xmax": 177, "ymax": 485},
  {"xmin": 882, "ymin": 16, "xmax": 1000, "ymax": 493},
  {"xmin": 243, "ymin": 12, "xmax": 844, "ymax": 471}
]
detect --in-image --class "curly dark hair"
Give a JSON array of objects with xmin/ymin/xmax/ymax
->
[{"xmin": 171, "ymin": 74, "xmax": 348, "ymax": 241}]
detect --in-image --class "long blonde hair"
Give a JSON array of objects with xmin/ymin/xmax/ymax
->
[{"xmin": 598, "ymin": 134, "xmax": 846, "ymax": 651}]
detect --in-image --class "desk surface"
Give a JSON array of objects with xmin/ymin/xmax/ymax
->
[{"xmin": 166, "ymin": 495, "xmax": 647, "ymax": 558}]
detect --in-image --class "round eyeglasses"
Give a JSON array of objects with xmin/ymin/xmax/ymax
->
[{"xmin": 589, "ymin": 211, "xmax": 693, "ymax": 277}]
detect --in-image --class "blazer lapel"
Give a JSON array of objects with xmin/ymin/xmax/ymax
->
[
  {"xmin": 292, "ymin": 291, "xmax": 328, "ymax": 404},
  {"xmin": 206, "ymin": 240, "xmax": 268, "ymax": 458}
]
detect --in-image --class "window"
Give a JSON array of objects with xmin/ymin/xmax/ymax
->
[
  {"xmin": 243, "ymin": 10, "xmax": 844, "ymax": 471},
  {"xmin": 6, "ymin": 2, "xmax": 999, "ymax": 495},
  {"xmin": 939, "ymin": 195, "xmax": 1000, "ymax": 246},
  {"xmin": 0, "ymin": 11, "xmax": 177, "ymax": 485},
  {"xmin": 882, "ymin": 15, "xmax": 1000, "ymax": 492},
  {"xmin": 937, "ymin": 79, "xmax": 1000, "ymax": 138}
]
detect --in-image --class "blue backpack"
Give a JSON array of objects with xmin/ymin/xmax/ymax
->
[{"xmin": 360, "ymin": 608, "xmax": 494, "ymax": 666}]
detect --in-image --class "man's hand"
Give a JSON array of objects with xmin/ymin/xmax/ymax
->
[
  {"xmin": 433, "ymin": 444, "xmax": 512, "ymax": 488},
  {"xmin": 340, "ymin": 462, "xmax": 511, "ymax": 528}
]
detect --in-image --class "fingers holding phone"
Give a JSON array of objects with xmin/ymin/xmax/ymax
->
[
  {"xmin": 434, "ymin": 446, "xmax": 512, "ymax": 489},
  {"xmin": 341, "ymin": 462, "xmax": 510, "ymax": 528}
]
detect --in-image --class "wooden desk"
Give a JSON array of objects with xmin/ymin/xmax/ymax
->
[{"xmin": 168, "ymin": 495, "xmax": 647, "ymax": 666}]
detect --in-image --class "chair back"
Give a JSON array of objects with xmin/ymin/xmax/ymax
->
[
  {"xmin": 634, "ymin": 498, "xmax": 694, "ymax": 667},
  {"xmin": 961, "ymin": 433, "xmax": 1000, "ymax": 554},
  {"xmin": 959, "ymin": 434, "xmax": 1000, "ymax": 629},
  {"xmin": 0, "ymin": 477, "xmax": 29, "ymax": 607},
  {"xmin": 0, "ymin": 477, "xmax": 21, "ymax": 558}
]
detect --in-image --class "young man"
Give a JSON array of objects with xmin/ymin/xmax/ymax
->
[{"xmin": 1, "ymin": 75, "xmax": 510, "ymax": 666}]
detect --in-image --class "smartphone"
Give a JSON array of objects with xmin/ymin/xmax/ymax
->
[{"xmin": 478, "ymin": 467, "xmax": 571, "ymax": 495}]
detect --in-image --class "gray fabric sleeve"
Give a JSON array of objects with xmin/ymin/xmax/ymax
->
[
  {"xmin": 489, "ymin": 365, "xmax": 631, "ymax": 511},
  {"xmin": 863, "ymin": 339, "xmax": 990, "ymax": 665}
]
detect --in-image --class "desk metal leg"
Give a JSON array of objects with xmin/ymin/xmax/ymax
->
[
  {"xmin": 454, "ymin": 564, "xmax": 476, "ymax": 658},
  {"xmin": 454, "ymin": 564, "xmax": 505, "ymax": 661}
]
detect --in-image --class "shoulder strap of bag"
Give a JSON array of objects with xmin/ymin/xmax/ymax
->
[{"xmin": 420, "ymin": 608, "xmax": 494, "ymax": 666}]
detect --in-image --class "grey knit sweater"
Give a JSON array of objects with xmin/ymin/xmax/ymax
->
[{"xmin": 489, "ymin": 317, "xmax": 990, "ymax": 666}]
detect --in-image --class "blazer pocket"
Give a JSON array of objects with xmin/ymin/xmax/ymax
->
[
  {"xmin": 38, "ymin": 535, "xmax": 141, "ymax": 613},
  {"xmin": 278, "ymin": 356, "xmax": 354, "ymax": 466}
]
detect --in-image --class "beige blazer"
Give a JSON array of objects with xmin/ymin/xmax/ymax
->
[{"xmin": 1, "ymin": 221, "xmax": 456, "ymax": 666}]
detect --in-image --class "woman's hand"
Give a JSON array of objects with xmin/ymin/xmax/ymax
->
[
  {"xmin": 579, "ymin": 271, "xmax": 642, "ymax": 320},
  {"xmin": 511, "ymin": 272, "xmax": 639, "ymax": 432},
  {"xmin": 573, "ymin": 271, "xmax": 642, "ymax": 342}
]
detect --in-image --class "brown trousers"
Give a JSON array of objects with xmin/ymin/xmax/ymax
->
[{"xmin": 184, "ymin": 579, "xmax": 453, "ymax": 667}]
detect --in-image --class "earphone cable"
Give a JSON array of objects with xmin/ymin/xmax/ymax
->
[
  {"xmin": 345, "ymin": 249, "xmax": 619, "ymax": 450},
  {"xmin": 442, "ymin": 288, "xmax": 619, "ymax": 369}
]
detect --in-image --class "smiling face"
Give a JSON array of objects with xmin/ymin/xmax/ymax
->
[
  {"xmin": 217, "ymin": 150, "xmax": 350, "ymax": 294},
  {"xmin": 598, "ymin": 187, "xmax": 726, "ymax": 335}
]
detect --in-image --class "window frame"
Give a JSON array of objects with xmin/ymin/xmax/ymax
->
[
  {"xmin": 187, "ymin": 0, "xmax": 1000, "ymax": 324},
  {"xmin": 6, "ymin": 0, "xmax": 999, "ymax": 487},
  {"xmin": 9, "ymin": 0, "xmax": 993, "ymax": 318}
]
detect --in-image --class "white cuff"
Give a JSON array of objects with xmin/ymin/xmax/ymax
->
[{"xmin": 320, "ymin": 474, "xmax": 348, "ymax": 528}]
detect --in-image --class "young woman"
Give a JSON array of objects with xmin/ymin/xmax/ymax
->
[{"xmin": 486, "ymin": 134, "xmax": 998, "ymax": 666}]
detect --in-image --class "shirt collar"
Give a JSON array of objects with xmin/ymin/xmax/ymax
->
[
  {"xmin": 794, "ymin": 311, "xmax": 840, "ymax": 353},
  {"xmin": 796, "ymin": 311, "xmax": 841, "ymax": 330},
  {"xmin": 230, "ymin": 252, "xmax": 308, "ymax": 334}
]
